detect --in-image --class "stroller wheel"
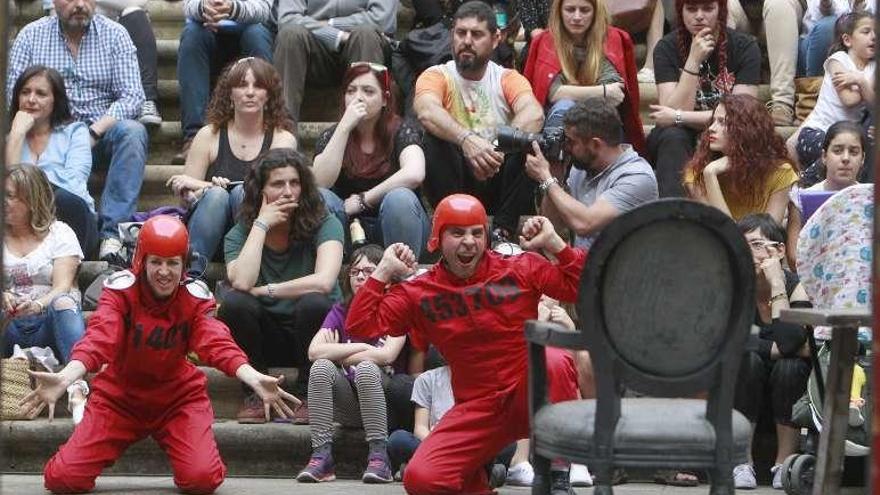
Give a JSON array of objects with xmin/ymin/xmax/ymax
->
[
  {"xmin": 790, "ymin": 454, "xmax": 816, "ymax": 495},
  {"xmin": 781, "ymin": 453, "xmax": 799, "ymax": 494}
]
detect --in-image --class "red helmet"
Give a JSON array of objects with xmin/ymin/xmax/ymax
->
[
  {"xmin": 131, "ymin": 215, "xmax": 190, "ymax": 277},
  {"xmin": 427, "ymin": 194, "xmax": 488, "ymax": 252}
]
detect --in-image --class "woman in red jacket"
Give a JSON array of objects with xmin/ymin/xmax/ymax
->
[{"xmin": 523, "ymin": 0, "xmax": 645, "ymax": 154}]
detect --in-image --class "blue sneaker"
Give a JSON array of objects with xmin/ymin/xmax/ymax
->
[
  {"xmin": 362, "ymin": 453, "xmax": 393, "ymax": 484},
  {"xmin": 297, "ymin": 453, "xmax": 335, "ymax": 483}
]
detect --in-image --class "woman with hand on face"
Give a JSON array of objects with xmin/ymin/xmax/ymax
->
[
  {"xmin": 313, "ymin": 63, "xmax": 429, "ymax": 260},
  {"xmin": 523, "ymin": 0, "xmax": 645, "ymax": 153},
  {"xmin": 684, "ymin": 94, "xmax": 798, "ymax": 225},
  {"xmin": 5, "ymin": 65, "xmax": 97, "ymax": 258},
  {"xmin": 733, "ymin": 214, "xmax": 812, "ymax": 490},
  {"xmin": 3, "ymin": 164, "xmax": 85, "ymax": 372},
  {"xmin": 219, "ymin": 148, "xmax": 344, "ymax": 424},
  {"xmin": 647, "ymin": 0, "xmax": 761, "ymax": 198},
  {"xmin": 166, "ymin": 57, "xmax": 296, "ymax": 278},
  {"xmin": 297, "ymin": 244, "xmax": 408, "ymax": 484}
]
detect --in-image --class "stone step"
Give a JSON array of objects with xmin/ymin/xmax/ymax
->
[
  {"xmin": 201, "ymin": 366, "xmax": 299, "ymax": 419},
  {"xmin": 146, "ymin": 121, "xmax": 334, "ymax": 146},
  {"xmin": 1, "ymin": 418, "xmax": 369, "ymax": 477}
]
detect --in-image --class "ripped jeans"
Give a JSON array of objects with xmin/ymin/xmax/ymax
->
[{"xmin": 3, "ymin": 293, "xmax": 86, "ymax": 363}]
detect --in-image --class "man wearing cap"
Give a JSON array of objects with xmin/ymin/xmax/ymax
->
[
  {"xmin": 21, "ymin": 216, "xmax": 301, "ymax": 495},
  {"xmin": 346, "ymin": 194, "xmax": 584, "ymax": 494}
]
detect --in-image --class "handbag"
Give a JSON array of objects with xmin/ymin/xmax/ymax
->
[
  {"xmin": 400, "ymin": 21, "xmax": 453, "ymax": 74},
  {"xmin": 1, "ymin": 358, "xmax": 39, "ymax": 420},
  {"xmin": 609, "ymin": 0, "xmax": 657, "ymax": 34}
]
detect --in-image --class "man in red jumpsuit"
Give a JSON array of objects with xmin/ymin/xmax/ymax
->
[
  {"xmin": 346, "ymin": 194, "xmax": 584, "ymax": 494},
  {"xmin": 19, "ymin": 216, "xmax": 300, "ymax": 494}
]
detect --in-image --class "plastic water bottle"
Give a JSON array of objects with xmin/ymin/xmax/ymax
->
[
  {"xmin": 494, "ymin": 0, "xmax": 508, "ymax": 29},
  {"xmin": 350, "ymin": 218, "xmax": 367, "ymax": 248}
]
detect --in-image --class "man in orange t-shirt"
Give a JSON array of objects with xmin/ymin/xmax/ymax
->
[{"xmin": 413, "ymin": 1, "xmax": 544, "ymax": 243}]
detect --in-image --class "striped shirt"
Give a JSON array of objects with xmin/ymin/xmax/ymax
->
[{"xmin": 7, "ymin": 15, "xmax": 145, "ymax": 124}]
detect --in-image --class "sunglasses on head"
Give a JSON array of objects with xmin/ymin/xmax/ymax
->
[{"xmin": 350, "ymin": 61, "xmax": 391, "ymax": 93}]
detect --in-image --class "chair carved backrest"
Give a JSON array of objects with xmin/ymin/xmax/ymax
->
[{"xmin": 576, "ymin": 200, "xmax": 755, "ymax": 455}]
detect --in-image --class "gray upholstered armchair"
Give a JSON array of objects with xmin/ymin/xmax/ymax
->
[{"xmin": 526, "ymin": 199, "xmax": 756, "ymax": 494}]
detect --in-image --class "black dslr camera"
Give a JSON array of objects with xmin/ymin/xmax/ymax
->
[{"xmin": 495, "ymin": 126, "xmax": 567, "ymax": 162}]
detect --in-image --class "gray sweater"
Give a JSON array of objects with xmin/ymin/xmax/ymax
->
[
  {"xmin": 183, "ymin": 0, "xmax": 272, "ymax": 26},
  {"xmin": 277, "ymin": 0, "xmax": 397, "ymax": 51}
]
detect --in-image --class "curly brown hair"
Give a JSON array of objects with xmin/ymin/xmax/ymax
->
[
  {"xmin": 204, "ymin": 57, "xmax": 294, "ymax": 133},
  {"xmin": 686, "ymin": 94, "xmax": 795, "ymax": 204},
  {"xmin": 239, "ymin": 148, "xmax": 327, "ymax": 242}
]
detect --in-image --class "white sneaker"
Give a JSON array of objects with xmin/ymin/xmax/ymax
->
[
  {"xmin": 849, "ymin": 404, "xmax": 865, "ymax": 427},
  {"xmin": 637, "ymin": 67, "xmax": 655, "ymax": 83},
  {"xmin": 733, "ymin": 463, "xmax": 757, "ymax": 490},
  {"xmin": 570, "ymin": 463, "xmax": 592, "ymax": 487},
  {"xmin": 99, "ymin": 237, "xmax": 123, "ymax": 263},
  {"xmin": 770, "ymin": 463, "xmax": 784, "ymax": 490},
  {"xmin": 138, "ymin": 100, "xmax": 162, "ymax": 127},
  {"xmin": 506, "ymin": 461, "xmax": 534, "ymax": 486},
  {"xmin": 66, "ymin": 379, "xmax": 89, "ymax": 426}
]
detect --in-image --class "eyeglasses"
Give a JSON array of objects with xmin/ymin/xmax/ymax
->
[
  {"xmin": 748, "ymin": 240, "xmax": 781, "ymax": 253},
  {"xmin": 350, "ymin": 61, "xmax": 391, "ymax": 93},
  {"xmin": 349, "ymin": 266, "xmax": 376, "ymax": 278},
  {"xmin": 233, "ymin": 56, "xmax": 256, "ymax": 66}
]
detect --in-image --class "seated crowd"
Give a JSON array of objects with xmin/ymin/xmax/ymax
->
[{"xmin": 3, "ymin": 0, "xmax": 875, "ymax": 490}]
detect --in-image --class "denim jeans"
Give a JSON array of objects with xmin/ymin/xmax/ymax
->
[
  {"xmin": 321, "ymin": 187, "xmax": 430, "ymax": 260},
  {"xmin": 3, "ymin": 294, "xmax": 85, "ymax": 363},
  {"xmin": 178, "ymin": 22, "xmax": 274, "ymax": 140},
  {"xmin": 798, "ymin": 15, "xmax": 837, "ymax": 77},
  {"xmin": 187, "ymin": 185, "xmax": 245, "ymax": 276},
  {"xmin": 545, "ymin": 99, "xmax": 577, "ymax": 129},
  {"xmin": 92, "ymin": 119, "xmax": 148, "ymax": 239}
]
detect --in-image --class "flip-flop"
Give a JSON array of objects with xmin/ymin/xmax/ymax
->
[{"xmin": 653, "ymin": 470, "xmax": 700, "ymax": 487}]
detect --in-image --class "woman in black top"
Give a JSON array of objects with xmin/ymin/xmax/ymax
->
[
  {"xmin": 313, "ymin": 63, "xmax": 429, "ymax": 259},
  {"xmin": 646, "ymin": 0, "xmax": 760, "ymax": 197},
  {"xmin": 733, "ymin": 214, "xmax": 812, "ymax": 489},
  {"xmin": 166, "ymin": 57, "xmax": 296, "ymax": 277}
]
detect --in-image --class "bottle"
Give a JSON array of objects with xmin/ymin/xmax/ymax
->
[
  {"xmin": 494, "ymin": 0, "xmax": 508, "ymax": 30},
  {"xmin": 350, "ymin": 218, "xmax": 367, "ymax": 248}
]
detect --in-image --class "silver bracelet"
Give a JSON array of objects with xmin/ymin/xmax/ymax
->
[
  {"xmin": 538, "ymin": 176, "xmax": 559, "ymax": 193},
  {"xmin": 674, "ymin": 109, "xmax": 683, "ymax": 127},
  {"xmin": 266, "ymin": 283, "xmax": 277, "ymax": 300},
  {"xmin": 253, "ymin": 219, "xmax": 270, "ymax": 233}
]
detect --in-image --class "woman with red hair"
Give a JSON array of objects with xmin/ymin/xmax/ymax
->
[
  {"xmin": 647, "ymin": 0, "xmax": 761, "ymax": 198},
  {"xmin": 313, "ymin": 63, "xmax": 430, "ymax": 259},
  {"xmin": 522, "ymin": 0, "xmax": 645, "ymax": 153},
  {"xmin": 684, "ymin": 93, "xmax": 798, "ymax": 224}
]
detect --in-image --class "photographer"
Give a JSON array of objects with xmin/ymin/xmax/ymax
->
[
  {"xmin": 525, "ymin": 98, "xmax": 657, "ymax": 248},
  {"xmin": 414, "ymin": 1, "xmax": 545, "ymax": 244}
]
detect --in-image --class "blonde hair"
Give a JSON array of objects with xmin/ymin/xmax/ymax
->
[
  {"xmin": 548, "ymin": 0, "xmax": 609, "ymax": 86},
  {"xmin": 6, "ymin": 163, "xmax": 56, "ymax": 234}
]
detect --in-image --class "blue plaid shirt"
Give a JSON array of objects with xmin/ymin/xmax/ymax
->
[{"xmin": 7, "ymin": 15, "xmax": 145, "ymax": 124}]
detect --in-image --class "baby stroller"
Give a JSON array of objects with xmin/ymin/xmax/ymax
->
[
  {"xmin": 779, "ymin": 184, "xmax": 873, "ymax": 495},
  {"xmin": 780, "ymin": 333, "xmax": 871, "ymax": 494}
]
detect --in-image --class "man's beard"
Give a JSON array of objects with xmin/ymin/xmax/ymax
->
[
  {"xmin": 62, "ymin": 12, "xmax": 91, "ymax": 32},
  {"xmin": 454, "ymin": 50, "xmax": 488, "ymax": 73},
  {"xmin": 570, "ymin": 150, "xmax": 596, "ymax": 171}
]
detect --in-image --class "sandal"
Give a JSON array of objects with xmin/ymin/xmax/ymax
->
[{"xmin": 653, "ymin": 469, "xmax": 700, "ymax": 487}]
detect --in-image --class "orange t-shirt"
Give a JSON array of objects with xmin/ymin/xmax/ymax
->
[{"xmin": 415, "ymin": 60, "xmax": 533, "ymax": 141}]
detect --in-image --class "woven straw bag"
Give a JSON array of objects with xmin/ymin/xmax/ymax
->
[{"xmin": 1, "ymin": 358, "xmax": 39, "ymax": 420}]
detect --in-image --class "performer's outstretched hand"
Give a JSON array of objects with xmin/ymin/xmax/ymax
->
[
  {"xmin": 237, "ymin": 364, "xmax": 302, "ymax": 422},
  {"xmin": 373, "ymin": 243, "xmax": 417, "ymax": 283},
  {"xmin": 20, "ymin": 361, "xmax": 87, "ymax": 421},
  {"xmin": 519, "ymin": 216, "xmax": 566, "ymax": 254}
]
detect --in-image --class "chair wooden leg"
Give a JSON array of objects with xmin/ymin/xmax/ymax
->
[
  {"xmin": 532, "ymin": 453, "xmax": 551, "ymax": 495},
  {"xmin": 591, "ymin": 461, "xmax": 614, "ymax": 495},
  {"xmin": 708, "ymin": 464, "xmax": 735, "ymax": 495}
]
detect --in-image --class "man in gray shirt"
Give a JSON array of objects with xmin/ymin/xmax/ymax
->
[
  {"xmin": 274, "ymin": 0, "xmax": 397, "ymax": 120},
  {"xmin": 525, "ymin": 98, "xmax": 658, "ymax": 248}
]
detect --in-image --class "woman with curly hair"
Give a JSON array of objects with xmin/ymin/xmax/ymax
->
[
  {"xmin": 219, "ymin": 148, "xmax": 344, "ymax": 423},
  {"xmin": 166, "ymin": 57, "xmax": 296, "ymax": 277},
  {"xmin": 647, "ymin": 0, "xmax": 761, "ymax": 197},
  {"xmin": 523, "ymin": 0, "xmax": 645, "ymax": 152},
  {"xmin": 684, "ymin": 94, "xmax": 798, "ymax": 224}
]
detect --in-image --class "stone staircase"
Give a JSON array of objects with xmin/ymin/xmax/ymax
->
[{"xmin": 5, "ymin": 1, "xmax": 799, "ymax": 479}]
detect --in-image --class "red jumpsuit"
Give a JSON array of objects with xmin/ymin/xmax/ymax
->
[
  {"xmin": 346, "ymin": 246, "xmax": 586, "ymax": 494},
  {"xmin": 43, "ymin": 271, "xmax": 249, "ymax": 495}
]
